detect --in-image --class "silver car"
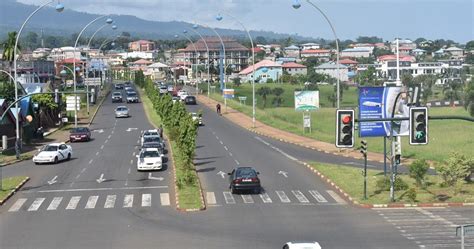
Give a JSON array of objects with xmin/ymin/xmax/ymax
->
[{"xmin": 115, "ymin": 106, "xmax": 130, "ymax": 118}]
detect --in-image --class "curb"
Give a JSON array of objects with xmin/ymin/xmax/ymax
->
[
  {"xmin": 88, "ymin": 90, "xmax": 110, "ymax": 127},
  {"xmin": 0, "ymin": 177, "xmax": 30, "ymax": 205}
]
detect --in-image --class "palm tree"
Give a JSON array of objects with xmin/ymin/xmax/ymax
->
[
  {"xmin": 2, "ymin": 31, "xmax": 21, "ymax": 66},
  {"xmin": 256, "ymin": 86, "xmax": 272, "ymax": 108},
  {"xmin": 443, "ymin": 79, "xmax": 463, "ymax": 106}
]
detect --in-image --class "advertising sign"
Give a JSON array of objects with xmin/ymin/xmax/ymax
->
[
  {"xmin": 359, "ymin": 87, "xmax": 409, "ymax": 137},
  {"xmin": 223, "ymin": 89, "xmax": 234, "ymax": 99},
  {"xmin": 294, "ymin": 91, "xmax": 319, "ymax": 111}
]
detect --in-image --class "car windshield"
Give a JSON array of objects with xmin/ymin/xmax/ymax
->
[
  {"xmin": 113, "ymin": 92, "xmax": 121, "ymax": 96},
  {"xmin": 236, "ymin": 168, "xmax": 257, "ymax": 178},
  {"xmin": 70, "ymin": 128, "xmax": 88, "ymax": 133},
  {"xmin": 142, "ymin": 143, "xmax": 162, "ymax": 149},
  {"xmin": 144, "ymin": 131, "xmax": 159, "ymax": 136},
  {"xmin": 144, "ymin": 136, "xmax": 161, "ymax": 143},
  {"xmin": 127, "ymin": 93, "xmax": 137, "ymax": 97},
  {"xmin": 116, "ymin": 107, "xmax": 128, "ymax": 111},
  {"xmin": 43, "ymin": 145, "xmax": 58, "ymax": 151},
  {"xmin": 141, "ymin": 150, "xmax": 160, "ymax": 158}
]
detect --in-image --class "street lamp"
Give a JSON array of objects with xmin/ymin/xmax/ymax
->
[
  {"xmin": 216, "ymin": 11, "xmax": 256, "ymax": 127},
  {"xmin": 72, "ymin": 15, "xmax": 111, "ymax": 128},
  {"xmin": 190, "ymin": 24, "xmax": 210, "ymax": 96},
  {"xmin": 293, "ymin": 0, "xmax": 341, "ymax": 109},
  {"xmin": 13, "ymin": 0, "xmax": 64, "ymax": 158},
  {"xmin": 180, "ymin": 31, "xmax": 199, "ymax": 90}
]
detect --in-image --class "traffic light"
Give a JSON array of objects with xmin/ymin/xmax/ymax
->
[
  {"xmin": 409, "ymin": 107, "xmax": 428, "ymax": 145},
  {"xmin": 336, "ymin": 109, "xmax": 354, "ymax": 148},
  {"xmin": 394, "ymin": 140, "xmax": 401, "ymax": 164},
  {"xmin": 360, "ymin": 140, "xmax": 367, "ymax": 156}
]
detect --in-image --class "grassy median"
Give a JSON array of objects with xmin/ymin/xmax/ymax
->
[
  {"xmin": 309, "ymin": 163, "xmax": 474, "ymax": 204},
  {"xmin": 139, "ymin": 88, "xmax": 202, "ymax": 210},
  {"xmin": 0, "ymin": 176, "xmax": 28, "ymax": 201}
]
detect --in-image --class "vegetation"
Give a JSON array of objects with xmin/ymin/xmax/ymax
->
[
  {"xmin": 437, "ymin": 153, "xmax": 473, "ymax": 188},
  {"xmin": 464, "ymin": 77, "xmax": 474, "ymax": 117},
  {"xmin": 0, "ymin": 176, "xmax": 27, "ymax": 200},
  {"xmin": 408, "ymin": 159, "xmax": 430, "ymax": 187}
]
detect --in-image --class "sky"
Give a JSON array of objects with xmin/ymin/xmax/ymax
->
[{"xmin": 17, "ymin": 0, "xmax": 474, "ymax": 43}]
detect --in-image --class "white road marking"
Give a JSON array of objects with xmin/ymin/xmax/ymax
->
[
  {"xmin": 241, "ymin": 195, "xmax": 254, "ymax": 203},
  {"xmin": 326, "ymin": 190, "xmax": 347, "ymax": 204},
  {"xmin": 66, "ymin": 196, "xmax": 81, "ymax": 210},
  {"xmin": 206, "ymin": 192, "xmax": 216, "ymax": 205},
  {"xmin": 123, "ymin": 194, "xmax": 133, "ymax": 208},
  {"xmin": 224, "ymin": 146, "xmax": 228, "ymax": 151},
  {"xmin": 96, "ymin": 152, "xmax": 99, "ymax": 156},
  {"xmin": 104, "ymin": 195, "xmax": 116, "ymax": 208},
  {"xmin": 142, "ymin": 194, "xmax": 151, "ymax": 207},
  {"xmin": 309, "ymin": 190, "xmax": 328, "ymax": 203},
  {"xmin": 128, "ymin": 168, "xmax": 131, "ymax": 174},
  {"xmin": 137, "ymin": 139, "xmax": 140, "ymax": 144},
  {"xmin": 85, "ymin": 196, "xmax": 99, "ymax": 209},
  {"xmin": 219, "ymin": 140, "xmax": 223, "ymax": 145},
  {"xmin": 234, "ymin": 159, "xmax": 240, "ymax": 165},
  {"xmin": 47, "ymin": 197, "xmax": 63, "ymax": 210},
  {"xmin": 75, "ymin": 174, "xmax": 81, "ymax": 179},
  {"xmin": 292, "ymin": 190, "xmax": 309, "ymax": 203},
  {"xmin": 160, "ymin": 193, "xmax": 170, "ymax": 206},
  {"xmin": 28, "ymin": 198, "xmax": 46, "ymax": 211},
  {"xmin": 47, "ymin": 175, "xmax": 58, "ymax": 185},
  {"xmin": 108, "ymin": 135, "xmax": 111, "ymax": 139},
  {"xmin": 215, "ymin": 135, "xmax": 219, "ymax": 140},
  {"xmin": 8, "ymin": 198, "xmax": 27, "ymax": 212},
  {"xmin": 132, "ymin": 152, "xmax": 136, "ymax": 156},
  {"xmin": 88, "ymin": 159, "xmax": 93, "ymax": 164},
  {"xmin": 124, "ymin": 179, "xmax": 128, "ymax": 186},
  {"xmin": 35, "ymin": 186, "xmax": 168, "ymax": 193},
  {"xmin": 81, "ymin": 168, "xmax": 86, "ymax": 174},
  {"xmin": 111, "ymin": 130, "xmax": 114, "ymax": 134},
  {"xmin": 100, "ymin": 145, "xmax": 104, "ymax": 149},
  {"xmin": 223, "ymin": 192, "xmax": 236, "ymax": 204},
  {"xmin": 259, "ymin": 193, "xmax": 272, "ymax": 203},
  {"xmin": 229, "ymin": 152, "xmax": 233, "ymax": 157},
  {"xmin": 276, "ymin": 191, "xmax": 291, "ymax": 203},
  {"xmin": 130, "ymin": 159, "xmax": 133, "ymax": 165},
  {"xmin": 104, "ymin": 139, "xmax": 108, "ymax": 144},
  {"xmin": 254, "ymin": 136, "xmax": 298, "ymax": 161}
]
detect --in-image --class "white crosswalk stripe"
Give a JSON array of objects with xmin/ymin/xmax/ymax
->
[
  {"xmin": 160, "ymin": 193, "xmax": 170, "ymax": 206},
  {"xmin": 292, "ymin": 190, "xmax": 309, "ymax": 203},
  {"xmin": 85, "ymin": 196, "xmax": 99, "ymax": 209},
  {"xmin": 206, "ymin": 192, "xmax": 217, "ymax": 205},
  {"xmin": 104, "ymin": 195, "xmax": 116, "ymax": 208},
  {"xmin": 141, "ymin": 193, "xmax": 151, "ymax": 207},
  {"xmin": 28, "ymin": 198, "xmax": 45, "ymax": 211},
  {"xmin": 123, "ymin": 194, "xmax": 133, "ymax": 208},
  {"xmin": 326, "ymin": 190, "xmax": 347, "ymax": 204},
  {"xmin": 259, "ymin": 193, "xmax": 272, "ymax": 203},
  {"xmin": 223, "ymin": 191, "xmax": 236, "ymax": 204},
  {"xmin": 276, "ymin": 191, "xmax": 291, "ymax": 203},
  {"xmin": 241, "ymin": 195, "xmax": 254, "ymax": 204},
  {"xmin": 308, "ymin": 190, "xmax": 328, "ymax": 203},
  {"xmin": 8, "ymin": 198, "xmax": 27, "ymax": 212},
  {"xmin": 47, "ymin": 197, "xmax": 63, "ymax": 210},
  {"xmin": 66, "ymin": 196, "xmax": 81, "ymax": 210}
]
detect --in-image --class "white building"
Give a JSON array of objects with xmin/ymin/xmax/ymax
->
[
  {"xmin": 49, "ymin": 46, "xmax": 81, "ymax": 61},
  {"xmin": 284, "ymin": 45, "xmax": 300, "ymax": 59},
  {"xmin": 118, "ymin": 51, "xmax": 157, "ymax": 60},
  {"xmin": 445, "ymin": 47, "xmax": 464, "ymax": 58},
  {"xmin": 300, "ymin": 49, "xmax": 331, "ymax": 61},
  {"xmin": 315, "ymin": 62, "xmax": 349, "ymax": 82},
  {"xmin": 32, "ymin": 48, "xmax": 51, "ymax": 59},
  {"xmin": 147, "ymin": 62, "xmax": 170, "ymax": 80},
  {"xmin": 340, "ymin": 48, "xmax": 372, "ymax": 58},
  {"xmin": 281, "ymin": 62, "xmax": 307, "ymax": 76},
  {"xmin": 390, "ymin": 39, "xmax": 417, "ymax": 53},
  {"xmin": 301, "ymin": 43, "xmax": 321, "ymax": 50}
]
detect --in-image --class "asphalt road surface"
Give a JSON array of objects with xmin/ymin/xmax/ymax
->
[{"xmin": 1, "ymin": 84, "xmax": 472, "ymax": 249}]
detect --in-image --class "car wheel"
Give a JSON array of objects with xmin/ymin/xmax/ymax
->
[
  {"xmin": 253, "ymin": 187, "xmax": 261, "ymax": 195},
  {"xmin": 67, "ymin": 153, "xmax": 71, "ymax": 161},
  {"xmin": 230, "ymin": 186, "xmax": 237, "ymax": 194},
  {"xmin": 34, "ymin": 162, "xmax": 39, "ymax": 165},
  {"xmin": 53, "ymin": 156, "xmax": 58, "ymax": 164}
]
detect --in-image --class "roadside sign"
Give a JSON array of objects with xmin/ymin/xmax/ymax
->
[
  {"xmin": 84, "ymin": 78, "xmax": 101, "ymax": 86},
  {"xmin": 457, "ymin": 225, "xmax": 474, "ymax": 236},
  {"xmin": 66, "ymin": 96, "xmax": 81, "ymax": 111},
  {"xmin": 223, "ymin": 89, "xmax": 234, "ymax": 99},
  {"xmin": 295, "ymin": 91, "xmax": 319, "ymax": 111}
]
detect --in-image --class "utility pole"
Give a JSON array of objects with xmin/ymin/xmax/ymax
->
[{"xmin": 360, "ymin": 140, "xmax": 368, "ymax": 200}]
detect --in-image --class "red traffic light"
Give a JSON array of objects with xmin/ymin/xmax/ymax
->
[{"xmin": 342, "ymin": 115, "xmax": 352, "ymax": 124}]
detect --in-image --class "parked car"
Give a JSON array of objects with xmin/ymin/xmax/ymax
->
[
  {"xmin": 114, "ymin": 83, "xmax": 124, "ymax": 90},
  {"xmin": 167, "ymin": 85, "xmax": 174, "ymax": 92},
  {"xmin": 136, "ymin": 148, "xmax": 164, "ymax": 171},
  {"xmin": 228, "ymin": 167, "xmax": 261, "ymax": 194},
  {"xmin": 172, "ymin": 96, "xmax": 180, "ymax": 103},
  {"xmin": 159, "ymin": 85, "xmax": 168, "ymax": 94},
  {"xmin": 141, "ymin": 129, "xmax": 161, "ymax": 144},
  {"xmin": 283, "ymin": 242, "xmax": 322, "ymax": 249},
  {"xmin": 69, "ymin": 127, "xmax": 91, "ymax": 142},
  {"xmin": 184, "ymin": 95, "xmax": 197, "ymax": 105},
  {"xmin": 126, "ymin": 91, "xmax": 139, "ymax": 103},
  {"xmin": 33, "ymin": 143, "xmax": 72, "ymax": 164},
  {"xmin": 191, "ymin": 112, "xmax": 203, "ymax": 126},
  {"xmin": 124, "ymin": 81, "xmax": 132, "ymax": 87},
  {"xmin": 111, "ymin": 91, "xmax": 123, "ymax": 103},
  {"xmin": 124, "ymin": 86, "xmax": 133, "ymax": 92},
  {"xmin": 115, "ymin": 106, "xmax": 130, "ymax": 118}
]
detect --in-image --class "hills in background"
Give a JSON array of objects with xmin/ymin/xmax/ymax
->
[{"xmin": 0, "ymin": 0, "xmax": 311, "ymax": 43}]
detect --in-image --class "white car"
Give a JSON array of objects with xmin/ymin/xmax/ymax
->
[
  {"xmin": 33, "ymin": 143, "xmax": 72, "ymax": 164},
  {"xmin": 136, "ymin": 148, "xmax": 163, "ymax": 171},
  {"xmin": 141, "ymin": 129, "xmax": 160, "ymax": 144},
  {"xmin": 177, "ymin": 90, "xmax": 188, "ymax": 97},
  {"xmin": 283, "ymin": 241, "xmax": 322, "ymax": 249},
  {"xmin": 191, "ymin": 113, "xmax": 203, "ymax": 126}
]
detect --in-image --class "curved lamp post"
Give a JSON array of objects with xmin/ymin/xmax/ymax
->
[
  {"xmin": 216, "ymin": 12, "xmax": 256, "ymax": 127},
  {"xmin": 12, "ymin": 1, "xmax": 64, "ymax": 158},
  {"xmin": 190, "ymin": 24, "xmax": 210, "ymax": 96},
  {"xmin": 200, "ymin": 24, "xmax": 226, "ymax": 92},
  {"xmin": 86, "ymin": 21, "xmax": 116, "ymax": 48},
  {"xmin": 182, "ymin": 30, "xmax": 199, "ymax": 88},
  {"xmin": 73, "ymin": 15, "xmax": 111, "ymax": 128},
  {"xmin": 293, "ymin": 0, "xmax": 340, "ymax": 109}
]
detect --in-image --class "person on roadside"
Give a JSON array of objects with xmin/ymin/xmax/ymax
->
[{"xmin": 216, "ymin": 103, "xmax": 221, "ymax": 115}]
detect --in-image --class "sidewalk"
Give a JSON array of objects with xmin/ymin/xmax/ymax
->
[{"xmin": 196, "ymin": 94, "xmax": 389, "ymax": 164}]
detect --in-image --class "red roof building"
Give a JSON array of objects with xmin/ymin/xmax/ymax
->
[{"xmin": 377, "ymin": 54, "xmax": 416, "ymax": 62}]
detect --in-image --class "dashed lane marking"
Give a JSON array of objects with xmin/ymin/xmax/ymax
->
[
  {"xmin": 85, "ymin": 196, "xmax": 99, "ymax": 209},
  {"xmin": 160, "ymin": 193, "xmax": 170, "ymax": 206},
  {"xmin": 27, "ymin": 198, "xmax": 45, "ymax": 211},
  {"xmin": 142, "ymin": 194, "xmax": 151, "ymax": 207},
  {"xmin": 65, "ymin": 196, "xmax": 81, "ymax": 210},
  {"xmin": 259, "ymin": 193, "xmax": 272, "ymax": 203},
  {"xmin": 276, "ymin": 191, "xmax": 291, "ymax": 203},
  {"xmin": 123, "ymin": 194, "xmax": 133, "ymax": 208},
  {"xmin": 8, "ymin": 198, "xmax": 27, "ymax": 212},
  {"xmin": 46, "ymin": 197, "xmax": 62, "ymax": 211},
  {"xmin": 206, "ymin": 192, "xmax": 216, "ymax": 205},
  {"xmin": 104, "ymin": 195, "xmax": 116, "ymax": 208},
  {"xmin": 223, "ymin": 192, "xmax": 236, "ymax": 204},
  {"xmin": 292, "ymin": 190, "xmax": 309, "ymax": 203},
  {"xmin": 309, "ymin": 190, "xmax": 328, "ymax": 203},
  {"xmin": 326, "ymin": 190, "xmax": 347, "ymax": 204},
  {"xmin": 241, "ymin": 195, "xmax": 254, "ymax": 204}
]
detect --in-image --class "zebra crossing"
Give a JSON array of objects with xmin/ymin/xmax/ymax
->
[
  {"xmin": 206, "ymin": 189, "xmax": 345, "ymax": 206},
  {"xmin": 375, "ymin": 208, "xmax": 474, "ymax": 249},
  {"xmin": 6, "ymin": 193, "xmax": 170, "ymax": 213}
]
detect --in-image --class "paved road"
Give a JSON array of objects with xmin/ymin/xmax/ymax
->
[{"xmin": 0, "ymin": 84, "xmax": 471, "ymax": 249}]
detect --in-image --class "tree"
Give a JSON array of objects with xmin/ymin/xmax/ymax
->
[
  {"xmin": 232, "ymin": 77, "xmax": 241, "ymax": 87},
  {"xmin": 256, "ymin": 86, "xmax": 272, "ymax": 108},
  {"xmin": 356, "ymin": 36, "xmax": 383, "ymax": 44},
  {"xmin": 2, "ymin": 31, "xmax": 20, "ymax": 64},
  {"xmin": 272, "ymin": 87, "xmax": 284, "ymax": 107},
  {"xmin": 401, "ymin": 74, "xmax": 414, "ymax": 87},
  {"xmin": 409, "ymin": 159, "xmax": 430, "ymax": 187},
  {"xmin": 24, "ymin": 32, "xmax": 38, "ymax": 49},
  {"xmin": 443, "ymin": 79, "xmax": 463, "ymax": 104},
  {"xmin": 0, "ymin": 77, "xmax": 15, "ymax": 103},
  {"xmin": 438, "ymin": 152, "xmax": 473, "ymax": 188},
  {"xmin": 464, "ymin": 77, "xmax": 474, "ymax": 117},
  {"xmin": 413, "ymin": 74, "xmax": 437, "ymax": 103},
  {"xmin": 465, "ymin": 54, "xmax": 474, "ymax": 64},
  {"xmin": 465, "ymin": 40, "xmax": 474, "ymax": 50},
  {"xmin": 357, "ymin": 66, "xmax": 378, "ymax": 86}
]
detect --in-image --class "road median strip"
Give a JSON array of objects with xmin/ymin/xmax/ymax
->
[{"xmin": 0, "ymin": 176, "xmax": 29, "ymax": 205}]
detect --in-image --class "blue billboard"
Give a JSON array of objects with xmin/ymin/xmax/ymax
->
[{"xmin": 359, "ymin": 87, "xmax": 409, "ymax": 137}]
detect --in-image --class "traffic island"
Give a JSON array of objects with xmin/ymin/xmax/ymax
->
[
  {"xmin": 0, "ymin": 176, "xmax": 29, "ymax": 205},
  {"xmin": 306, "ymin": 162, "xmax": 474, "ymax": 208}
]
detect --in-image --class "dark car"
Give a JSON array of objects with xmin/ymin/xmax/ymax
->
[
  {"xmin": 228, "ymin": 167, "xmax": 261, "ymax": 194},
  {"xmin": 184, "ymin": 95, "xmax": 197, "ymax": 105},
  {"xmin": 111, "ymin": 91, "xmax": 123, "ymax": 103},
  {"xmin": 126, "ymin": 91, "xmax": 139, "ymax": 103},
  {"xmin": 124, "ymin": 81, "xmax": 132, "ymax": 87},
  {"xmin": 115, "ymin": 83, "xmax": 124, "ymax": 90},
  {"xmin": 69, "ymin": 127, "xmax": 91, "ymax": 142}
]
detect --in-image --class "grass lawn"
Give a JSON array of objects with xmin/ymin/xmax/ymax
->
[
  {"xmin": 0, "ymin": 176, "xmax": 28, "ymax": 200},
  {"xmin": 310, "ymin": 163, "xmax": 474, "ymax": 205},
  {"xmin": 139, "ymin": 88, "xmax": 202, "ymax": 210},
  {"xmin": 206, "ymin": 90, "xmax": 473, "ymax": 162}
]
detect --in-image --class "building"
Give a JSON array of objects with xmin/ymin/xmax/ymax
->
[
  {"xmin": 444, "ymin": 47, "xmax": 464, "ymax": 58},
  {"xmin": 129, "ymin": 59, "xmax": 153, "ymax": 71},
  {"xmin": 340, "ymin": 48, "xmax": 372, "ymax": 58},
  {"xmin": 239, "ymin": 60, "xmax": 282, "ymax": 83},
  {"xmin": 315, "ymin": 62, "xmax": 349, "ymax": 82},
  {"xmin": 129, "ymin": 40, "xmax": 155, "ymax": 52},
  {"xmin": 284, "ymin": 45, "xmax": 300, "ymax": 59},
  {"xmin": 300, "ymin": 49, "xmax": 331, "ymax": 61},
  {"xmin": 16, "ymin": 60, "xmax": 55, "ymax": 84},
  {"xmin": 377, "ymin": 54, "xmax": 416, "ymax": 63},
  {"xmin": 49, "ymin": 46, "xmax": 81, "ymax": 61},
  {"xmin": 146, "ymin": 62, "xmax": 170, "ymax": 80},
  {"xmin": 182, "ymin": 37, "xmax": 250, "ymax": 72},
  {"xmin": 390, "ymin": 39, "xmax": 417, "ymax": 52},
  {"xmin": 32, "ymin": 48, "xmax": 51, "ymax": 59},
  {"xmin": 412, "ymin": 49, "xmax": 427, "ymax": 56},
  {"xmin": 301, "ymin": 43, "xmax": 321, "ymax": 50},
  {"xmin": 281, "ymin": 62, "xmax": 307, "ymax": 76},
  {"xmin": 398, "ymin": 46, "xmax": 414, "ymax": 55},
  {"xmin": 118, "ymin": 51, "xmax": 157, "ymax": 60}
]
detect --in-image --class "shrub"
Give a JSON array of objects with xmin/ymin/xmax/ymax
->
[
  {"xmin": 437, "ymin": 152, "xmax": 472, "ymax": 187},
  {"xmin": 406, "ymin": 188, "xmax": 417, "ymax": 203},
  {"xmin": 376, "ymin": 176, "xmax": 409, "ymax": 192},
  {"xmin": 409, "ymin": 159, "xmax": 430, "ymax": 187}
]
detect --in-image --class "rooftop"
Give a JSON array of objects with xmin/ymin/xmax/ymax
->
[
  {"xmin": 183, "ymin": 37, "xmax": 249, "ymax": 52},
  {"xmin": 239, "ymin": 60, "xmax": 281, "ymax": 75},
  {"xmin": 281, "ymin": 62, "xmax": 307, "ymax": 68}
]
